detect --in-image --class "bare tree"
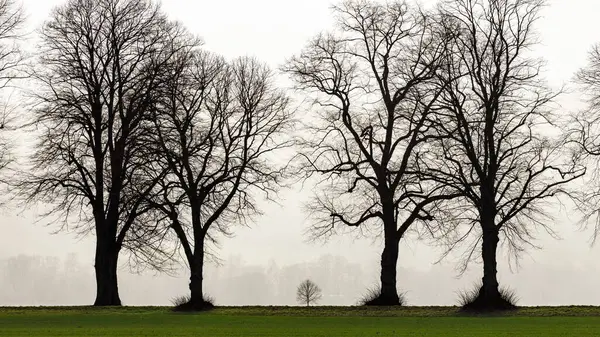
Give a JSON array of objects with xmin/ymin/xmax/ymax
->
[
  {"xmin": 147, "ymin": 51, "xmax": 292, "ymax": 310},
  {"xmin": 19, "ymin": 0, "xmax": 200, "ymax": 306},
  {"xmin": 427, "ymin": 0, "xmax": 585, "ymax": 310},
  {"xmin": 0, "ymin": 0, "xmax": 24, "ymax": 179},
  {"xmin": 296, "ymin": 279, "xmax": 322, "ymax": 307},
  {"xmin": 283, "ymin": 0, "xmax": 456, "ymax": 305},
  {"xmin": 569, "ymin": 43, "xmax": 600, "ymax": 242}
]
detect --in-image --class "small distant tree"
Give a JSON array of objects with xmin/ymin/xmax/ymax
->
[{"xmin": 296, "ymin": 279, "xmax": 322, "ymax": 307}]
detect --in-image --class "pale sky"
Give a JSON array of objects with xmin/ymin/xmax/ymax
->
[{"xmin": 1, "ymin": 0, "xmax": 600, "ymax": 306}]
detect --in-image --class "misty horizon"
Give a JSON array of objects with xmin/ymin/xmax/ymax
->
[{"xmin": 2, "ymin": 249, "xmax": 599, "ymax": 307}]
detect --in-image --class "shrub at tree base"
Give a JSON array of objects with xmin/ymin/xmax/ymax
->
[
  {"xmin": 171, "ymin": 294, "xmax": 215, "ymax": 312},
  {"xmin": 359, "ymin": 286, "xmax": 406, "ymax": 306},
  {"xmin": 458, "ymin": 283, "xmax": 518, "ymax": 312}
]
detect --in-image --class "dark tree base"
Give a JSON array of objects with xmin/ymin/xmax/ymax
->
[
  {"xmin": 360, "ymin": 287, "xmax": 406, "ymax": 306},
  {"xmin": 460, "ymin": 292, "xmax": 517, "ymax": 312},
  {"xmin": 172, "ymin": 299, "xmax": 215, "ymax": 312},
  {"xmin": 93, "ymin": 301, "xmax": 122, "ymax": 307},
  {"xmin": 363, "ymin": 295, "xmax": 403, "ymax": 306},
  {"xmin": 93, "ymin": 293, "xmax": 121, "ymax": 306}
]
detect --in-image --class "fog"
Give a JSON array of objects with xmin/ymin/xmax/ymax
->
[
  {"xmin": 1, "ymin": 0, "xmax": 600, "ymax": 307},
  {"xmin": 2, "ymin": 197, "xmax": 599, "ymax": 306},
  {"xmin": 2, "ymin": 248, "xmax": 600, "ymax": 306}
]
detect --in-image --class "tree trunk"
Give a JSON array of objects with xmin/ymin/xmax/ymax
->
[
  {"xmin": 479, "ymin": 226, "xmax": 500, "ymax": 302},
  {"xmin": 461, "ymin": 183, "xmax": 515, "ymax": 311},
  {"xmin": 188, "ymin": 245, "xmax": 205, "ymax": 307},
  {"xmin": 93, "ymin": 238, "xmax": 121, "ymax": 306},
  {"xmin": 378, "ymin": 236, "xmax": 400, "ymax": 305},
  {"xmin": 462, "ymin": 208, "xmax": 515, "ymax": 311},
  {"xmin": 367, "ymin": 196, "xmax": 401, "ymax": 306}
]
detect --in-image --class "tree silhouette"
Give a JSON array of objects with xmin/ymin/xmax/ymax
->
[
  {"xmin": 18, "ymin": 0, "xmax": 200, "ymax": 306},
  {"xmin": 296, "ymin": 279, "xmax": 322, "ymax": 307},
  {"xmin": 283, "ymin": 0, "xmax": 457, "ymax": 305},
  {"xmin": 570, "ymin": 43, "xmax": 600, "ymax": 242},
  {"xmin": 0, "ymin": 0, "xmax": 24, "ymax": 180},
  {"xmin": 427, "ymin": 0, "xmax": 585, "ymax": 311},
  {"xmin": 146, "ymin": 51, "xmax": 292, "ymax": 310}
]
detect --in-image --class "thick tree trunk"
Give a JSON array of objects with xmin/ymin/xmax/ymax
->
[
  {"xmin": 480, "ymin": 226, "xmax": 501, "ymax": 302},
  {"xmin": 462, "ymin": 209, "xmax": 515, "ymax": 311},
  {"xmin": 378, "ymin": 236, "xmax": 400, "ymax": 305},
  {"xmin": 187, "ymin": 243, "xmax": 210, "ymax": 310},
  {"xmin": 460, "ymin": 182, "xmax": 516, "ymax": 311},
  {"xmin": 365, "ymin": 196, "xmax": 401, "ymax": 306},
  {"xmin": 189, "ymin": 251, "xmax": 204, "ymax": 305},
  {"xmin": 93, "ymin": 238, "xmax": 121, "ymax": 306}
]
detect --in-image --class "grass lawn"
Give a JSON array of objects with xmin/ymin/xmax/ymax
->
[{"xmin": 1, "ymin": 306, "xmax": 600, "ymax": 336}]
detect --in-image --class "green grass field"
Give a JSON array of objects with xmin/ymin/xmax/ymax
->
[{"xmin": 1, "ymin": 306, "xmax": 600, "ymax": 336}]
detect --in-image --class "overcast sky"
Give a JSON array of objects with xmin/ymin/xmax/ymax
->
[{"xmin": 1, "ymin": 0, "xmax": 600, "ymax": 306}]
